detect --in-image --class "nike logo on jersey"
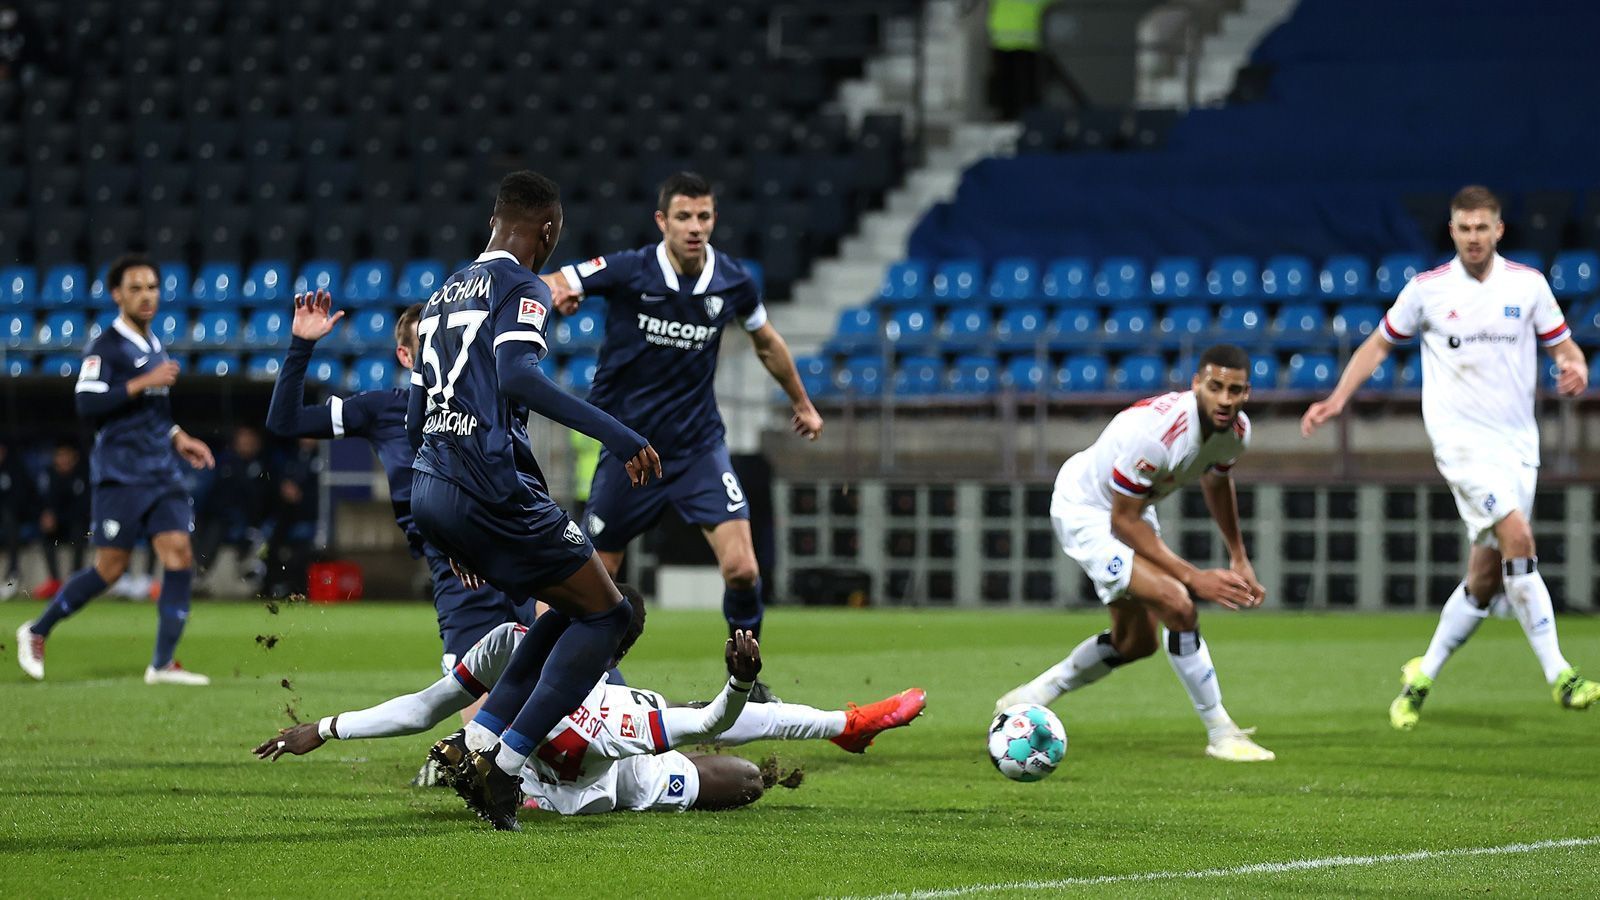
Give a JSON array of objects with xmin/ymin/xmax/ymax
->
[
  {"xmin": 639, "ymin": 293, "xmax": 668, "ymax": 303},
  {"xmin": 134, "ymin": 356, "xmax": 149, "ymax": 367},
  {"xmin": 726, "ymin": 501, "xmax": 748, "ymax": 513}
]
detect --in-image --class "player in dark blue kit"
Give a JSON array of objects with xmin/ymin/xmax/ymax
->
[
  {"xmin": 410, "ymin": 171, "xmax": 662, "ymax": 830},
  {"xmin": 17, "ymin": 255, "xmax": 216, "ymax": 685},
  {"xmin": 265, "ymin": 291, "xmax": 539, "ymax": 731},
  {"xmin": 543, "ymin": 172, "xmax": 823, "ymax": 695}
]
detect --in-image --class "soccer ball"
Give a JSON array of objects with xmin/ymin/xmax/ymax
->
[{"xmin": 988, "ymin": 703, "xmax": 1067, "ymax": 782}]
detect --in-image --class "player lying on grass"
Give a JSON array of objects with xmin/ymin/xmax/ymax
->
[{"xmin": 253, "ymin": 588, "xmax": 925, "ymax": 825}]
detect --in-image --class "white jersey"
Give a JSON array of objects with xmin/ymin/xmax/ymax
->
[
  {"xmin": 1382, "ymin": 254, "xmax": 1571, "ymax": 466},
  {"xmin": 1056, "ymin": 390, "xmax": 1249, "ymax": 510}
]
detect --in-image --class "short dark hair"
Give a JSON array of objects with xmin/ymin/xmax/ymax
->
[
  {"xmin": 493, "ymin": 170, "xmax": 561, "ymax": 223},
  {"xmin": 1451, "ymin": 185, "xmax": 1501, "ymax": 217},
  {"xmin": 1198, "ymin": 344, "xmax": 1251, "ymax": 375},
  {"xmin": 395, "ymin": 303, "xmax": 423, "ymax": 348},
  {"xmin": 611, "ymin": 582, "xmax": 649, "ymax": 665},
  {"xmin": 107, "ymin": 253, "xmax": 159, "ymax": 291},
  {"xmin": 657, "ymin": 171, "xmax": 714, "ymax": 214}
]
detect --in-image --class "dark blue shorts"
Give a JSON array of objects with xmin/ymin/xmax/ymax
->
[
  {"xmin": 423, "ymin": 542, "xmax": 540, "ymax": 662},
  {"xmin": 583, "ymin": 443, "xmax": 749, "ymax": 552},
  {"xmin": 90, "ymin": 483, "xmax": 193, "ymax": 549},
  {"xmin": 412, "ymin": 471, "xmax": 593, "ymax": 599}
]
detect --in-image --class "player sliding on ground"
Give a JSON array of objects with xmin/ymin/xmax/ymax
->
[
  {"xmin": 1303, "ymin": 185, "xmax": 1598, "ymax": 727},
  {"xmin": 996, "ymin": 345, "xmax": 1275, "ymax": 762},
  {"xmin": 253, "ymin": 586, "xmax": 925, "ymax": 825}
]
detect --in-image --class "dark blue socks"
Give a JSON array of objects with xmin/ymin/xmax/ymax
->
[
  {"xmin": 31, "ymin": 568, "xmax": 109, "ymax": 636},
  {"xmin": 151, "ymin": 568, "xmax": 193, "ymax": 668},
  {"xmin": 723, "ymin": 576, "xmax": 763, "ymax": 640}
]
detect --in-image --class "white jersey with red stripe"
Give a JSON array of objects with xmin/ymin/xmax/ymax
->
[
  {"xmin": 1381, "ymin": 254, "xmax": 1569, "ymax": 466},
  {"xmin": 1056, "ymin": 390, "xmax": 1249, "ymax": 510}
]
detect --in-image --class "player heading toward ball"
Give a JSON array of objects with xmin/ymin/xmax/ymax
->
[
  {"xmin": 1302, "ymin": 185, "xmax": 1597, "ymax": 726},
  {"xmin": 996, "ymin": 345, "xmax": 1274, "ymax": 762}
]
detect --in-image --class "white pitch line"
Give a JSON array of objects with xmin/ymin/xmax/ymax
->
[{"xmin": 854, "ymin": 836, "xmax": 1600, "ymax": 899}]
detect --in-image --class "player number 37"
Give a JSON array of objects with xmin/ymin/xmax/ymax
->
[{"xmin": 416, "ymin": 310, "xmax": 490, "ymax": 405}]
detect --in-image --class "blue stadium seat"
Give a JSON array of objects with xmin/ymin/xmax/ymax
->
[
  {"xmin": 1, "ymin": 266, "xmax": 37, "ymax": 308},
  {"xmin": 893, "ymin": 356, "xmax": 942, "ymax": 396},
  {"xmin": 825, "ymin": 307, "xmax": 880, "ymax": 355},
  {"xmin": 1286, "ymin": 352, "xmax": 1337, "ymax": 390},
  {"xmin": 1367, "ymin": 356, "xmax": 1394, "ymax": 391},
  {"xmin": 246, "ymin": 354, "xmax": 282, "ymax": 381},
  {"xmin": 1046, "ymin": 304, "xmax": 1102, "ymax": 352},
  {"xmin": 940, "ymin": 306, "xmax": 992, "ymax": 352},
  {"xmin": 1214, "ymin": 302, "xmax": 1266, "ymax": 341},
  {"xmin": 397, "ymin": 259, "xmax": 447, "ymax": 303},
  {"xmin": 242, "ymin": 261, "xmax": 292, "ymax": 306},
  {"xmin": 1156, "ymin": 303, "xmax": 1209, "ymax": 350},
  {"xmin": 794, "ymin": 355, "xmax": 832, "ymax": 398},
  {"xmin": 192, "ymin": 262, "xmax": 243, "ymax": 305},
  {"xmin": 3, "ymin": 355, "xmax": 29, "ymax": 377},
  {"xmin": 1375, "ymin": 253, "xmax": 1426, "ymax": 295},
  {"xmin": 1057, "ymin": 353, "xmax": 1109, "ymax": 392},
  {"xmin": 877, "ymin": 260, "xmax": 929, "ymax": 304},
  {"xmin": 930, "ymin": 260, "xmax": 982, "ymax": 302},
  {"xmin": 346, "ymin": 308, "xmax": 396, "ymax": 350},
  {"xmin": 1150, "ymin": 257, "xmax": 1202, "ymax": 300},
  {"xmin": 350, "ymin": 354, "xmax": 398, "ymax": 392},
  {"xmin": 885, "ymin": 305, "xmax": 937, "ymax": 353},
  {"xmin": 995, "ymin": 305, "xmax": 1048, "ymax": 354},
  {"xmin": 1003, "ymin": 357, "xmax": 1047, "ymax": 393},
  {"xmin": 89, "ymin": 310, "xmax": 118, "ymax": 341},
  {"xmin": 948, "ymin": 355, "xmax": 997, "ymax": 395},
  {"xmin": 1208, "ymin": 256, "xmax": 1260, "ymax": 300},
  {"xmin": 1318, "ymin": 255, "xmax": 1371, "ymax": 298},
  {"xmin": 1396, "ymin": 355, "xmax": 1421, "ymax": 390},
  {"xmin": 88, "ymin": 265, "xmax": 114, "ymax": 308},
  {"xmin": 986, "ymin": 257, "xmax": 1039, "ymax": 302},
  {"xmin": 1040, "ymin": 257, "xmax": 1093, "ymax": 302},
  {"xmin": 1, "ymin": 311, "xmax": 30, "ymax": 348},
  {"xmin": 159, "ymin": 263, "xmax": 191, "ymax": 305},
  {"xmin": 195, "ymin": 352, "xmax": 243, "ymax": 377},
  {"xmin": 190, "ymin": 310, "xmax": 241, "ymax": 346},
  {"xmin": 1260, "ymin": 255, "xmax": 1313, "ymax": 299},
  {"xmin": 1549, "ymin": 250, "xmax": 1599, "ymax": 298},
  {"xmin": 1094, "ymin": 257, "xmax": 1147, "ymax": 300},
  {"xmin": 1272, "ymin": 302, "xmax": 1329, "ymax": 350},
  {"xmin": 39, "ymin": 354, "xmax": 79, "ymax": 377},
  {"xmin": 41, "ymin": 264, "xmax": 89, "ymax": 307},
  {"xmin": 343, "ymin": 260, "xmax": 393, "ymax": 306},
  {"xmin": 244, "ymin": 308, "xmax": 290, "ymax": 348},
  {"xmin": 307, "ymin": 357, "xmax": 343, "ymax": 385},
  {"xmin": 1111, "ymin": 353, "xmax": 1164, "ymax": 392},
  {"xmin": 1504, "ymin": 250, "xmax": 1542, "ymax": 271},
  {"xmin": 1101, "ymin": 305, "xmax": 1155, "ymax": 350},
  {"xmin": 741, "ymin": 260, "xmax": 765, "ymax": 295},
  {"xmin": 1570, "ymin": 300, "xmax": 1600, "ymax": 340},
  {"xmin": 38, "ymin": 311, "xmax": 87, "ymax": 348},
  {"xmin": 1249, "ymin": 354, "xmax": 1279, "ymax": 389},
  {"xmin": 562, "ymin": 355, "xmax": 598, "ymax": 395},
  {"xmin": 1332, "ymin": 302, "xmax": 1383, "ymax": 341},
  {"xmin": 153, "ymin": 310, "xmax": 188, "ymax": 348},
  {"xmin": 552, "ymin": 306, "xmax": 603, "ymax": 351},
  {"xmin": 836, "ymin": 355, "xmax": 884, "ymax": 397},
  {"xmin": 294, "ymin": 260, "xmax": 342, "ymax": 295}
]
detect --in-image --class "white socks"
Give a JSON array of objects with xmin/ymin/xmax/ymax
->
[
  {"xmin": 1163, "ymin": 628, "xmax": 1234, "ymax": 741},
  {"xmin": 494, "ymin": 742, "xmax": 529, "ymax": 776},
  {"xmin": 464, "ymin": 720, "xmax": 498, "ymax": 753},
  {"xmin": 1026, "ymin": 631, "xmax": 1126, "ymax": 704},
  {"xmin": 713, "ymin": 702, "xmax": 846, "ymax": 745},
  {"xmin": 1420, "ymin": 583, "xmax": 1490, "ymax": 680},
  {"xmin": 1502, "ymin": 561, "xmax": 1571, "ymax": 683}
]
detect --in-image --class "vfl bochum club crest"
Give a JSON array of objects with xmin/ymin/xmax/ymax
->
[{"xmin": 704, "ymin": 295, "xmax": 724, "ymax": 319}]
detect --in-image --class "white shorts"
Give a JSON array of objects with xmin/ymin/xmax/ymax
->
[
  {"xmin": 1434, "ymin": 447, "xmax": 1537, "ymax": 547},
  {"xmin": 1051, "ymin": 495, "xmax": 1160, "ymax": 605},
  {"xmin": 522, "ymin": 751, "xmax": 700, "ymax": 816}
]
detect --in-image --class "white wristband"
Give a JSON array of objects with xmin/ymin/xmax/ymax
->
[
  {"xmin": 168, "ymin": 424, "xmax": 181, "ymax": 439},
  {"xmin": 730, "ymin": 677, "xmax": 755, "ymax": 693},
  {"xmin": 318, "ymin": 716, "xmax": 338, "ymax": 740}
]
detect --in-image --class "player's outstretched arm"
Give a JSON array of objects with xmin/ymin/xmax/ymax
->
[
  {"xmin": 659, "ymin": 630, "xmax": 762, "ymax": 747},
  {"xmin": 747, "ymin": 322, "xmax": 822, "ymax": 441},
  {"xmin": 495, "ymin": 345, "xmax": 662, "ymax": 485},
  {"xmin": 252, "ymin": 675, "xmax": 475, "ymax": 761},
  {"xmin": 1110, "ymin": 493, "xmax": 1252, "ymax": 609},
  {"xmin": 1547, "ymin": 337, "xmax": 1589, "ymax": 397},
  {"xmin": 539, "ymin": 272, "xmax": 582, "ymax": 316},
  {"xmin": 1301, "ymin": 331, "xmax": 1393, "ymax": 437},
  {"xmin": 266, "ymin": 291, "xmax": 347, "ymax": 439},
  {"xmin": 1200, "ymin": 472, "xmax": 1264, "ymax": 605}
]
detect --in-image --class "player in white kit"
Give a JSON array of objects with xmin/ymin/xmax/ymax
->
[
  {"xmin": 1302, "ymin": 185, "xmax": 1598, "ymax": 728},
  {"xmin": 996, "ymin": 345, "xmax": 1276, "ymax": 762},
  {"xmin": 252, "ymin": 597, "xmax": 925, "ymax": 821}
]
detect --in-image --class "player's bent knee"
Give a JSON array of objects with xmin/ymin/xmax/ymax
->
[
  {"xmin": 721, "ymin": 558, "xmax": 759, "ymax": 590},
  {"xmin": 1466, "ymin": 577, "xmax": 1500, "ymax": 607},
  {"xmin": 1116, "ymin": 633, "xmax": 1158, "ymax": 661},
  {"xmin": 94, "ymin": 549, "xmax": 131, "ymax": 582},
  {"xmin": 690, "ymin": 755, "xmax": 765, "ymax": 811}
]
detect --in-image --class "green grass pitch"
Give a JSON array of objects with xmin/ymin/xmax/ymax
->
[{"xmin": 4, "ymin": 601, "xmax": 1599, "ymax": 897}]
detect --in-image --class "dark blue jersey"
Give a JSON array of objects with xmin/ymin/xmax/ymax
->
[
  {"xmin": 559, "ymin": 242, "xmax": 767, "ymax": 458},
  {"xmin": 74, "ymin": 318, "xmax": 183, "ymax": 488},
  {"xmin": 412, "ymin": 251, "xmax": 555, "ymax": 508}
]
